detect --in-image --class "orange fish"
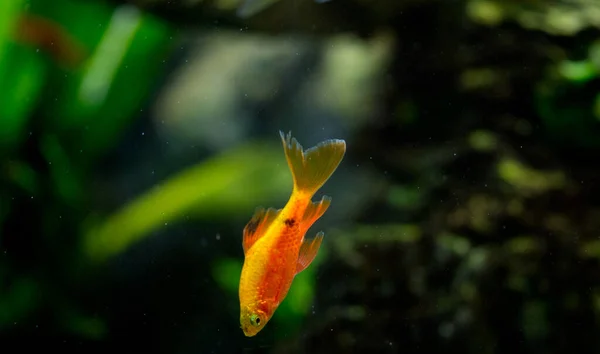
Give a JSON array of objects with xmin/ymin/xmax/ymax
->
[{"xmin": 238, "ymin": 131, "xmax": 346, "ymax": 337}]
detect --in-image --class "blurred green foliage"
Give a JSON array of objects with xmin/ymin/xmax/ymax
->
[
  {"xmin": 83, "ymin": 141, "xmax": 289, "ymax": 263},
  {"xmin": 3, "ymin": 0, "xmax": 600, "ymax": 353},
  {"xmin": 0, "ymin": 0, "xmax": 324, "ymax": 346}
]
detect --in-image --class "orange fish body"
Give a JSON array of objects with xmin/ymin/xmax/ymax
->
[{"xmin": 238, "ymin": 131, "xmax": 346, "ymax": 337}]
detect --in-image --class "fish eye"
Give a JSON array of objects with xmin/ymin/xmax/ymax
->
[{"xmin": 250, "ymin": 314, "xmax": 261, "ymax": 326}]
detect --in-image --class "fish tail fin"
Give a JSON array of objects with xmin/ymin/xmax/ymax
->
[{"xmin": 279, "ymin": 131, "xmax": 346, "ymax": 197}]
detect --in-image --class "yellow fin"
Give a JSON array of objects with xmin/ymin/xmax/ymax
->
[
  {"xmin": 279, "ymin": 131, "xmax": 346, "ymax": 197},
  {"xmin": 296, "ymin": 231, "xmax": 324, "ymax": 275},
  {"xmin": 242, "ymin": 207, "xmax": 280, "ymax": 254}
]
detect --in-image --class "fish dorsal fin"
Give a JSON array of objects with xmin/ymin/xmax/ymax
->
[
  {"xmin": 243, "ymin": 207, "xmax": 280, "ymax": 254},
  {"xmin": 302, "ymin": 195, "xmax": 331, "ymax": 226},
  {"xmin": 296, "ymin": 231, "xmax": 324, "ymax": 275}
]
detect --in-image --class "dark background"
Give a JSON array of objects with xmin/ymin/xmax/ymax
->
[{"xmin": 2, "ymin": 0, "xmax": 600, "ymax": 353}]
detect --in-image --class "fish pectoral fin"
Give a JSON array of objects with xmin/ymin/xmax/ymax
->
[
  {"xmin": 243, "ymin": 207, "xmax": 281, "ymax": 254},
  {"xmin": 301, "ymin": 195, "xmax": 331, "ymax": 226},
  {"xmin": 295, "ymin": 231, "xmax": 324, "ymax": 275}
]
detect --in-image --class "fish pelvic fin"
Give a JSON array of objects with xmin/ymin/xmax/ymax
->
[
  {"xmin": 296, "ymin": 231, "xmax": 324, "ymax": 275},
  {"xmin": 243, "ymin": 207, "xmax": 281, "ymax": 254},
  {"xmin": 279, "ymin": 131, "xmax": 346, "ymax": 198}
]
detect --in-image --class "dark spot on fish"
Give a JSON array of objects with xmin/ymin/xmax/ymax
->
[{"xmin": 284, "ymin": 218, "xmax": 296, "ymax": 227}]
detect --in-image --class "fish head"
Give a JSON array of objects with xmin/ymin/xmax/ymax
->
[{"xmin": 240, "ymin": 302, "xmax": 272, "ymax": 337}]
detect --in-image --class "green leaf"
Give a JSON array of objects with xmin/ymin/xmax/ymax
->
[
  {"xmin": 468, "ymin": 130, "xmax": 498, "ymax": 151},
  {"xmin": 0, "ymin": 0, "xmax": 23, "ymax": 67},
  {"xmin": 497, "ymin": 158, "xmax": 565, "ymax": 194},
  {"xmin": 0, "ymin": 43, "xmax": 46, "ymax": 152},
  {"xmin": 558, "ymin": 60, "xmax": 598, "ymax": 83},
  {"xmin": 29, "ymin": 0, "xmax": 176, "ymax": 162},
  {"xmin": 40, "ymin": 134, "xmax": 84, "ymax": 205},
  {"xmin": 438, "ymin": 232, "xmax": 471, "ymax": 256},
  {"xmin": 83, "ymin": 141, "xmax": 289, "ymax": 263}
]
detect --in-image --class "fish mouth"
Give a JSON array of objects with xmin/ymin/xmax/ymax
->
[{"xmin": 240, "ymin": 324, "xmax": 257, "ymax": 337}]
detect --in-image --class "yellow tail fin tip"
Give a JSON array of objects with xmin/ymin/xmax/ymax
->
[{"xmin": 279, "ymin": 131, "xmax": 346, "ymax": 196}]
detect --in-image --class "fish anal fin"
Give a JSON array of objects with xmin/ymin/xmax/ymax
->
[
  {"xmin": 296, "ymin": 231, "xmax": 324, "ymax": 275},
  {"xmin": 302, "ymin": 195, "xmax": 331, "ymax": 226},
  {"xmin": 243, "ymin": 207, "xmax": 280, "ymax": 254}
]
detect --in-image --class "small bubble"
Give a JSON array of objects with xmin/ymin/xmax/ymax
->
[
  {"xmin": 216, "ymin": 234, "xmax": 221, "ymax": 241},
  {"xmin": 164, "ymin": 222, "xmax": 168, "ymax": 226},
  {"xmin": 141, "ymin": 132, "xmax": 145, "ymax": 136}
]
